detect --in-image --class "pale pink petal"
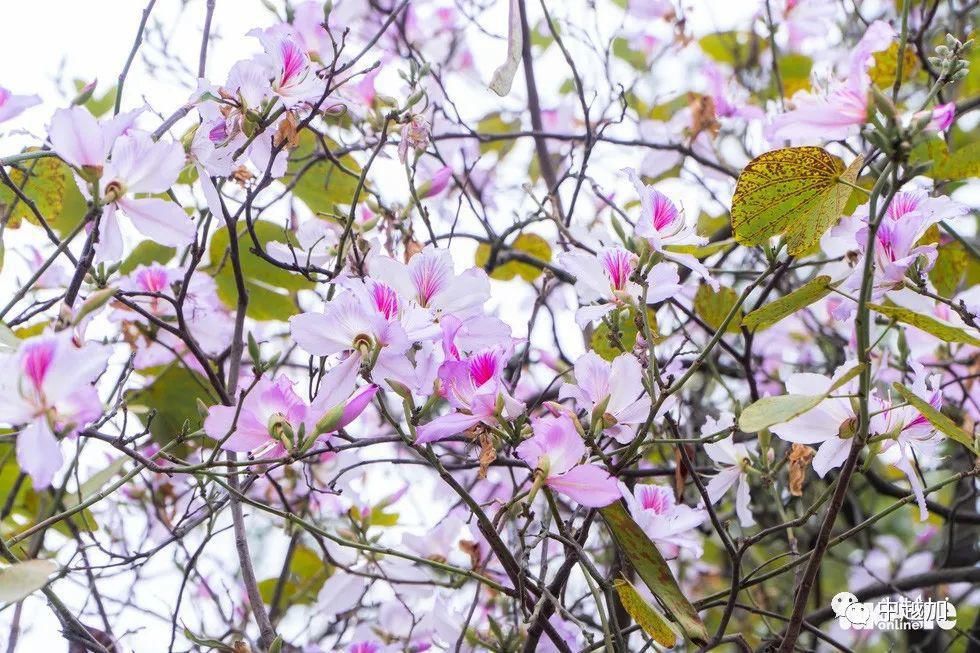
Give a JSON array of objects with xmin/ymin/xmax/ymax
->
[
  {"xmin": 290, "ymin": 311, "xmax": 351, "ymax": 356},
  {"xmin": 205, "ymin": 405, "xmax": 271, "ymax": 453},
  {"xmin": 704, "ymin": 466, "xmax": 740, "ymax": 505},
  {"xmin": 94, "ymin": 204, "xmax": 125, "ymax": 262},
  {"xmin": 17, "ymin": 418, "xmax": 63, "ymax": 489},
  {"xmin": 49, "ymin": 106, "xmax": 105, "ymax": 169},
  {"xmin": 116, "ymin": 197, "xmax": 195, "ymax": 248},
  {"xmin": 311, "ymin": 353, "xmax": 362, "ymax": 411},
  {"xmin": 415, "ymin": 411, "xmax": 483, "ymax": 444},
  {"xmin": 108, "ymin": 133, "xmax": 184, "ymax": 193},
  {"xmin": 735, "ymin": 473, "xmax": 755, "ymax": 527},
  {"xmin": 0, "ymin": 89, "xmax": 41, "ymax": 123},
  {"xmin": 812, "ymin": 437, "xmax": 851, "ymax": 477},
  {"xmin": 547, "ymin": 464, "xmax": 619, "ymax": 507}
]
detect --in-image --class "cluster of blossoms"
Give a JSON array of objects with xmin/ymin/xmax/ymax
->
[{"xmin": 0, "ymin": 1, "xmax": 977, "ymax": 652}]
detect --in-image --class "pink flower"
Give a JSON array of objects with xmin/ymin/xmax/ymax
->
[
  {"xmin": 0, "ymin": 86, "xmax": 41, "ymax": 124},
  {"xmin": 398, "ymin": 115, "xmax": 431, "ymax": 162},
  {"xmin": 559, "ymin": 246, "xmax": 681, "ymax": 327},
  {"xmin": 0, "ymin": 333, "xmax": 109, "ymax": 488},
  {"xmin": 854, "ymin": 191, "xmax": 967, "ymax": 292},
  {"xmin": 766, "ymin": 86, "xmax": 869, "ymax": 143},
  {"xmin": 559, "ymin": 352, "xmax": 651, "ymax": 444},
  {"xmin": 415, "ymin": 339, "xmax": 523, "ymax": 444},
  {"xmin": 290, "ymin": 284, "xmax": 410, "ymax": 358},
  {"xmin": 259, "ymin": 34, "xmax": 325, "ymax": 104},
  {"xmin": 701, "ymin": 412, "xmax": 755, "ymax": 527},
  {"xmin": 204, "ymin": 355, "xmax": 376, "ymax": 457},
  {"xmin": 770, "ymin": 363, "xmax": 861, "ymax": 477},
  {"xmin": 619, "ymin": 482, "xmax": 707, "ymax": 557},
  {"xmin": 765, "ymin": 20, "xmax": 895, "ymax": 143},
  {"xmin": 703, "ymin": 64, "xmax": 764, "ymax": 121},
  {"xmin": 625, "ymin": 168, "xmax": 718, "ymax": 288},
  {"xmin": 516, "ymin": 414, "xmax": 619, "ymax": 507},
  {"xmin": 49, "ymin": 107, "xmax": 195, "ymax": 261},
  {"xmin": 870, "ymin": 364, "xmax": 941, "ymax": 521},
  {"xmin": 368, "ymin": 245, "xmax": 490, "ymax": 318}
]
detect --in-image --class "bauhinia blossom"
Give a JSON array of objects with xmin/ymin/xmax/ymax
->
[
  {"xmin": 765, "ymin": 20, "xmax": 895, "ymax": 143},
  {"xmin": 559, "ymin": 352, "xmax": 651, "ymax": 444},
  {"xmin": 559, "ymin": 246, "xmax": 682, "ymax": 327},
  {"xmin": 625, "ymin": 168, "xmax": 718, "ymax": 288},
  {"xmin": 0, "ymin": 332, "xmax": 109, "ymax": 488},
  {"xmin": 204, "ymin": 355, "xmax": 376, "ymax": 457},
  {"xmin": 619, "ymin": 482, "xmax": 707, "ymax": 557},
  {"xmin": 399, "ymin": 114, "xmax": 431, "ymax": 162},
  {"xmin": 515, "ymin": 414, "xmax": 619, "ymax": 507},
  {"xmin": 770, "ymin": 363, "xmax": 859, "ymax": 477},
  {"xmin": 853, "ymin": 191, "xmax": 968, "ymax": 293},
  {"xmin": 48, "ymin": 106, "xmax": 196, "ymax": 260},
  {"xmin": 415, "ymin": 343, "xmax": 523, "ymax": 444},
  {"xmin": 701, "ymin": 411, "xmax": 756, "ymax": 527},
  {"xmin": 870, "ymin": 364, "xmax": 942, "ymax": 521}
]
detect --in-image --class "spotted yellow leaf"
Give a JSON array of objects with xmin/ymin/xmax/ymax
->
[{"xmin": 731, "ymin": 147, "xmax": 862, "ymax": 256}]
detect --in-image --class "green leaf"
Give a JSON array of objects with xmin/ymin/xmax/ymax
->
[
  {"xmin": 61, "ymin": 457, "xmax": 129, "ymax": 510},
  {"xmin": 891, "ymin": 383, "xmax": 978, "ymax": 454},
  {"xmin": 474, "ymin": 233, "xmax": 553, "ymax": 282},
  {"xmin": 600, "ymin": 502, "xmax": 708, "ymax": 645},
  {"xmin": 0, "ymin": 559, "xmax": 58, "ymax": 603},
  {"xmin": 476, "ymin": 113, "xmax": 522, "ymax": 157},
  {"xmin": 286, "ymin": 131, "xmax": 362, "ymax": 216},
  {"xmin": 867, "ymin": 303, "xmax": 980, "ymax": 347},
  {"xmin": 742, "ymin": 275, "xmax": 833, "ymax": 331},
  {"xmin": 693, "ymin": 284, "xmax": 742, "ymax": 333},
  {"xmin": 699, "ymin": 31, "xmax": 764, "ymax": 66},
  {"xmin": 912, "ymin": 138, "xmax": 980, "ymax": 181},
  {"xmin": 591, "ymin": 308, "xmax": 640, "ymax": 361},
  {"xmin": 208, "ymin": 220, "xmax": 313, "ymax": 320},
  {"xmin": 739, "ymin": 363, "xmax": 864, "ymax": 433},
  {"xmin": 934, "ymin": 141, "xmax": 980, "ymax": 181},
  {"xmin": 125, "ymin": 365, "xmax": 216, "ymax": 453},
  {"xmin": 738, "ymin": 394, "xmax": 825, "ymax": 433},
  {"xmin": 779, "ymin": 54, "xmax": 813, "ymax": 96},
  {"xmin": 612, "ymin": 37, "xmax": 648, "ymax": 70},
  {"xmin": 119, "ymin": 241, "xmax": 177, "ymax": 275},
  {"xmin": 869, "ymin": 42, "xmax": 919, "ymax": 88},
  {"xmin": 613, "ymin": 578, "xmax": 678, "ymax": 647},
  {"xmin": 731, "ymin": 147, "xmax": 862, "ymax": 256},
  {"xmin": 73, "ymin": 80, "xmax": 117, "ymax": 117},
  {"xmin": 258, "ymin": 545, "xmax": 332, "ymax": 610}
]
